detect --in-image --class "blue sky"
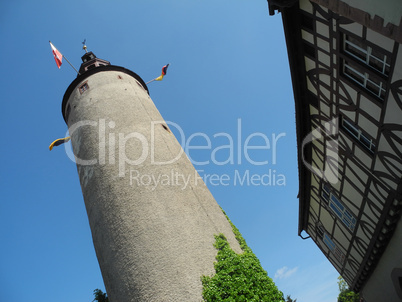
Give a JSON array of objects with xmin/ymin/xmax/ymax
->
[{"xmin": 0, "ymin": 1, "xmax": 340, "ymax": 301}]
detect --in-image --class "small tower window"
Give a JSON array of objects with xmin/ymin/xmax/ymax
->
[
  {"xmin": 79, "ymin": 82, "xmax": 89, "ymax": 94},
  {"xmin": 161, "ymin": 124, "xmax": 171, "ymax": 133}
]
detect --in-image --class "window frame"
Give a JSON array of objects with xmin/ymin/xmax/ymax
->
[
  {"xmin": 79, "ymin": 81, "xmax": 89, "ymax": 94},
  {"xmin": 343, "ymin": 34, "xmax": 391, "ymax": 76},
  {"xmin": 342, "ymin": 60, "xmax": 386, "ymax": 99},
  {"xmin": 339, "ymin": 30, "xmax": 391, "ymax": 101}
]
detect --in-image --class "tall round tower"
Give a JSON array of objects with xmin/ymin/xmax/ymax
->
[{"xmin": 62, "ymin": 52, "xmax": 241, "ymax": 301}]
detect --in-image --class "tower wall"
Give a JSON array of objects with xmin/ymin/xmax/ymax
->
[{"xmin": 63, "ymin": 67, "xmax": 241, "ymax": 302}]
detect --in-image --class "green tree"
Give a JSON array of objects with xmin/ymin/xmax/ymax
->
[
  {"xmin": 93, "ymin": 289, "xmax": 108, "ymax": 302},
  {"xmin": 337, "ymin": 276, "xmax": 360, "ymax": 302},
  {"xmin": 338, "ymin": 276, "xmax": 348, "ymax": 293},
  {"xmin": 285, "ymin": 294, "xmax": 297, "ymax": 302}
]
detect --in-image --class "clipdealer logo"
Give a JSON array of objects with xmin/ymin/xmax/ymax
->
[
  {"xmin": 128, "ymin": 168, "xmax": 286, "ymax": 191},
  {"xmin": 64, "ymin": 118, "xmax": 287, "ymax": 188}
]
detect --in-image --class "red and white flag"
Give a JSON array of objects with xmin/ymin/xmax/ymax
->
[{"xmin": 49, "ymin": 41, "xmax": 63, "ymax": 68}]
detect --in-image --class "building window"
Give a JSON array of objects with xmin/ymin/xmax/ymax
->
[
  {"xmin": 323, "ymin": 232, "xmax": 336, "ymax": 251},
  {"xmin": 79, "ymin": 82, "xmax": 89, "ymax": 94},
  {"xmin": 343, "ymin": 60, "xmax": 386, "ymax": 99},
  {"xmin": 343, "ymin": 34, "xmax": 391, "ymax": 76},
  {"xmin": 323, "ymin": 232, "xmax": 345, "ymax": 264},
  {"xmin": 341, "ymin": 32, "xmax": 390, "ymax": 100},
  {"xmin": 322, "ymin": 183, "xmax": 357, "ymax": 232},
  {"xmin": 340, "ymin": 117, "xmax": 376, "ymax": 153},
  {"xmin": 316, "ymin": 223, "xmax": 345, "ymax": 264}
]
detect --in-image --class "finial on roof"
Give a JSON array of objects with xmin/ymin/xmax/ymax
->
[{"xmin": 82, "ymin": 39, "xmax": 88, "ymax": 53}]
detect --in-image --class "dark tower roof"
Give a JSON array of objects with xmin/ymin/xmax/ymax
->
[
  {"xmin": 62, "ymin": 53, "xmax": 149, "ymax": 123},
  {"xmin": 78, "ymin": 51, "xmax": 111, "ymax": 75}
]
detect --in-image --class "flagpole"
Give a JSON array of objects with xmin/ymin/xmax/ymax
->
[
  {"xmin": 63, "ymin": 55, "xmax": 80, "ymax": 75},
  {"xmin": 146, "ymin": 78, "xmax": 156, "ymax": 84}
]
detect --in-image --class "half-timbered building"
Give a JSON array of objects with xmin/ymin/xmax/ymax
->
[{"xmin": 267, "ymin": 1, "xmax": 402, "ymax": 300}]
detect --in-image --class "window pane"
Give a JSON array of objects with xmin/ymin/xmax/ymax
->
[
  {"xmin": 345, "ymin": 36, "xmax": 367, "ymax": 61},
  {"xmin": 366, "ymin": 77, "xmax": 382, "ymax": 97},
  {"xmin": 344, "ymin": 59, "xmax": 386, "ymax": 100},
  {"xmin": 369, "ymin": 55, "xmax": 385, "ymax": 74},
  {"xmin": 323, "ymin": 233, "xmax": 336, "ymax": 251},
  {"xmin": 342, "ymin": 217, "xmax": 351, "ymax": 228},
  {"xmin": 323, "ymin": 183, "xmax": 358, "ymax": 232},
  {"xmin": 344, "ymin": 63, "xmax": 365, "ymax": 84},
  {"xmin": 330, "ymin": 202, "xmax": 344, "ymax": 219},
  {"xmin": 369, "ymin": 48, "xmax": 391, "ymax": 75},
  {"xmin": 316, "ymin": 224, "xmax": 325, "ymax": 238},
  {"xmin": 343, "ymin": 33, "xmax": 390, "ymax": 77},
  {"xmin": 360, "ymin": 134, "xmax": 372, "ymax": 149},
  {"xmin": 342, "ymin": 119, "xmax": 359, "ymax": 138},
  {"xmin": 344, "ymin": 211, "xmax": 353, "ymax": 220},
  {"xmin": 341, "ymin": 117, "xmax": 376, "ymax": 153},
  {"xmin": 331, "ymin": 195, "xmax": 344, "ymax": 211}
]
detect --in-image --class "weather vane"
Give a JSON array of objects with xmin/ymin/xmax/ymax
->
[{"xmin": 82, "ymin": 39, "xmax": 88, "ymax": 53}]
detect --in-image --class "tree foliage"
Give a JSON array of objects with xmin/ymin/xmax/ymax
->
[
  {"xmin": 93, "ymin": 289, "xmax": 108, "ymax": 302},
  {"xmin": 285, "ymin": 295, "xmax": 297, "ymax": 302},
  {"xmin": 337, "ymin": 276, "xmax": 360, "ymax": 302}
]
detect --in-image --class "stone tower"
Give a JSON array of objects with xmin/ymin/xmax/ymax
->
[{"xmin": 61, "ymin": 52, "xmax": 241, "ymax": 301}]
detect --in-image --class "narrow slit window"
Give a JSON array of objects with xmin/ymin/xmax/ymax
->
[{"xmin": 161, "ymin": 124, "xmax": 171, "ymax": 133}]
